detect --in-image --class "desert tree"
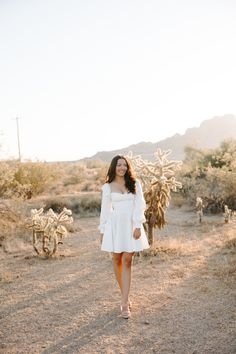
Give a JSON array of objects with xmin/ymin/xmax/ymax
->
[{"xmin": 127, "ymin": 149, "xmax": 182, "ymax": 245}]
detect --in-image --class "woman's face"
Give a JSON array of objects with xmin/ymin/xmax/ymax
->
[{"xmin": 115, "ymin": 158, "xmax": 127, "ymax": 177}]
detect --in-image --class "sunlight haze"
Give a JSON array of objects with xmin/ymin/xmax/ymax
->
[{"xmin": 0, "ymin": 0, "xmax": 236, "ymax": 161}]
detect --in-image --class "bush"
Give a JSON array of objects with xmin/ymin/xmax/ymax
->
[
  {"xmin": 85, "ymin": 159, "xmax": 105, "ymax": 169},
  {"xmin": 14, "ymin": 162, "xmax": 56, "ymax": 196},
  {"xmin": 63, "ymin": 164, "xmax": 86, "ymax": 186},
  {"xmin": 0, "ymin": 161, "xmax": 57, "ymax": 199},
  {"xmin": 44, "ymin": 193, "xmax": 101, "ymax": 217},
  {"xmin": 180, "ymin": 140, "xmax": 236, "ymax": 212}
]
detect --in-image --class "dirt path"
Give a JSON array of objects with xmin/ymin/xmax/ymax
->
[{"xmin": 0, "ymin": 209, "xmax": 236, "ymax": 354}]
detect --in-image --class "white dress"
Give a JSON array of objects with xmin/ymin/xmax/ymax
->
[{"xmin": 99, "ymin": 180, "xmax": 150, "ymax": 253}]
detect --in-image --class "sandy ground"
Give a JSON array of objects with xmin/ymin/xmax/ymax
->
[{"xmin": 0, "ymin": 207, "xmax": 236, "ymax": 354}]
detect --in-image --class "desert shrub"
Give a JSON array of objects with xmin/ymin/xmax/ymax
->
[
  {"xmin": 81, "ymin": 182, "xmax": 96, "ymax": 192},
  {"xmin": 63, "ymin": 164, "xmax": 86, "ymax": 186},
  {"xmin": 44, "ymin": 193, "xmax": 101, "ymax": 217},
  {"xmin": 180, "ymin": 139, "xmax": 236, "ymax": 212},
  {"xmin": 0, "ymin": 161, "xmax": 16, "ymax": 198},
  {"xmin": 170, "ymin": 192, "xmax": 186, "ymax": 208},
  {"xmin": 85, "ymin": 159, "xmax": 105, "ymax": 169},
  {"xmin": 63, "ymin": 175, "xmax": 83, "ymax": 187},
  {"xmin": 94, "ymin": 164, "xmax": 109, "ymax": 182},
  {"xmin": 14, "ymin": 162, "xmax": 56, "ymax": 196},
  {"xmin": 44, "ymin": 198, "xmax": 69, "ymax": 213},
  {"xmin": 0, "ymin": 201, "xmax": 26, "ymax": 248},
  {"xmin": 79, "ymin": 195, "xmax": 101, "ymax": 213},
  {"xmin": 57, "ymin": 160, "xmax": 108, "ymax": 193},
  {"xmin": 0, "ymin": 160, "xmax": 57, "ymax": 199}
]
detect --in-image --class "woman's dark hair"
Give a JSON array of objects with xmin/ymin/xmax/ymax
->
[{"xmin": 105, "ymin": 155, "xmax": 136, "ymax": 194}]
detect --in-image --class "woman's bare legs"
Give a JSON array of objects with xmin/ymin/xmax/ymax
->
[
  {"xmin": 113, "ymin": 252, "xmax": 134, "ymax": 317},
  {"xmin": 121, "ymin": 252, "xmax": 134, "ymax": 307},
  {"xmin": 113, "ymin": 253, "xmax": 123, "ymax": 294}
]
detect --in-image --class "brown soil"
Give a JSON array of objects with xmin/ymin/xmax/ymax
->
[{"xmin": 0, "ymin": 207, "xmax": 236, "ymax": 354}]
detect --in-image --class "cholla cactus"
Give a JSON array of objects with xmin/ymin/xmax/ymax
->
[
  {"xmin": 223, "ymin": 205, "xmax": 231, "ymax": 223},
  {"xmin": 29, "ymin": 207, "xmax": 73, "ymax": 256},
  {"xmin": 196, "ymin": 197, "xmax": 204, "ymax": 223},
  {"xmin": 127, "ymin": 149, "xmax": 182, "ymax": 245}
]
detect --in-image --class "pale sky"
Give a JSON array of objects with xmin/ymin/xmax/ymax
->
[{"xmin": 0, "ymin": 0, "xmax": 236, "ymax": 161}]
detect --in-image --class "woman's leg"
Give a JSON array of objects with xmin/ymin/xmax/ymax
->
[
  {"xmin": 121, "ymin": 252, "xmax": 134, "ymax": 307},
  {"xmin": 113, "ymin": 253, "xmax": 123, "ymax": 294}
]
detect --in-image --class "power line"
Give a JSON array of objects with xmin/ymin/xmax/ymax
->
[{"xmin": 15, "ymin": 117, "xmax": 21, "ymax": 162}]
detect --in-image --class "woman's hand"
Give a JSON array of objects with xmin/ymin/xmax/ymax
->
[{"xmin": 133, "ymin": 228, "xmax": 141, "ymax": 240}]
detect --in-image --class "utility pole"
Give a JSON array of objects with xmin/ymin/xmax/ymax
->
[{"xmin": 15, "ymin": 117, "xmax": 21, "ymax": 162}]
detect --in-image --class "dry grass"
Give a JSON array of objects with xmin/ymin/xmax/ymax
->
[
  {"xmin": 0, "ymin": 201, "xmax": 28, "ymax": 250},
  {"xmin": 210, "ymin": 228, "xmax": 236, "ymax": 282},
  {"xmin": 142, "ymin": 235, "xmax": 201, "ymax": 259},
  {"xmin": 224, "ymin": 236, "xmax": 236, "ymax": 249}
]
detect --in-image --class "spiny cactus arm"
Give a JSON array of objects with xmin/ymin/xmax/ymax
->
[
  {"xmin": 58, "ymin": 208, "xmax": 72, "ymax": 220},
  {"xmin": 67, "ymin": 216, "xmax": 73, "ymax": 224},
  {"xmin": 56, "ymin": 225, "xmax": 68, "ymax": 236},
  {"xmin": 163, "ymin": 160, "xmax": 183, "ymax": 169},
  {"xmin": 46, "ymin": 208, "xmax": 58, "ymax": 220},
  {"xmin": 126, "ymin": 151, "xmax": 141, "ymax": 160},
  {"xmin": 30, "ymin": 208, "xmax": 44, "ymax": 217},
  {"xmin": 165, "ymin": 177, "xmax": 182, "ymax": 189},
  {"xmin": 32, "ymin": 230, "xmax": 42, "ymax": 255},
  {"xmin": 134, "ymin": 162, "xmax": 154, "ymax": 175},
  {"xmin": 172, "ymin": 183, "xmax": 182, "ymax": 193},
  {"xmin": 58, "ymin": 215, "xmax": 71, "ymax": 223},
  {"xmin": 154, "ymin": 148, "xmax": 172, "ymax": 159},
  {"xmin": 160, "ymin": 187, "xmax": 171, "ymax": 201},
  {"xmin": 42, "ymin": 217, "xmax": 55, "ymax": 236},
  {"xmin": 51, "ymin": 232, "xmax": 58, "ymax": 256},
  {"xmin": 62, "ymin": 207, "xmax": 72, "ymax": 216},
  {"xmin": 58, "ymin": 208, "xmax": 73, "ymax": 222},
  {"xmin": 224, "ymin": 205, "xmax": 231, "ymax": 215}
]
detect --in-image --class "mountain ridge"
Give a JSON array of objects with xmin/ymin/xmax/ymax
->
[{"xmin": 83, "ymin": 114, "xmax": 236, "ymax": 162}]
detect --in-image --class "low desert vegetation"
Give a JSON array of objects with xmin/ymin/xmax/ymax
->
[
  {"xmin": 0, "ymin": 159, "xmax": 109, "ymax": 199},
  {"xmin": 178, "ymin": 139, "xmax": 236, "ymax": 212},
  {"xmin": 28, "ymin": 207, "xmax": 73, "ymax": 257},
  {"xmin": 0, "ymin": 142, "xmax": 235, "ymax": 354},
  {"xmin": 128, "ymin": 149, "xmax": 182, "ymax": 245},
  {"xmin": 0, "ymin": 139, "xmax": 235, "ymax": 251},
  {"xmin": 0, "ymin": 158, "xmax": 107, "ymax": 249}
]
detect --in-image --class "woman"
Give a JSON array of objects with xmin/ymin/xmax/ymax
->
[{"xmin": 99, "ymin": 155, "xmax": 149, "ymax": 319}]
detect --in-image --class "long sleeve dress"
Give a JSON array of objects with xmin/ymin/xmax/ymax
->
[{"xmin": 98, "ymin": 180, "xmax": 150, "ymax": 253}]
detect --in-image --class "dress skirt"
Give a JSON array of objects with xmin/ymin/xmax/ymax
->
[{"xmin": 100, "ymin": 192, "xmax": 150, "ymax": 253}]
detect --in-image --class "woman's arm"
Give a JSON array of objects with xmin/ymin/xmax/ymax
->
[
  {"xmin": 98, "ymin": 183, "xmax": 112, "ymax": 235},
  {"xmin": 133, "ymin": 180, "xmax": 146, "ymax": 236}
]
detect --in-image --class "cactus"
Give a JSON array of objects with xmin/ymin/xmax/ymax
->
[
  {"xmin": 196, "ymin": 197, "xmax": 204, "ymax": 223},
  {"xmin": 223, "ymin": 204, "xmax": 231, "ymax": 223},
  {"xmin": 127, "ymin": 149, "xmax": 182, "ymax": 245},
  {"xmin": 28, "ymin": 207, "xmax": 73, "ymax": 256}
]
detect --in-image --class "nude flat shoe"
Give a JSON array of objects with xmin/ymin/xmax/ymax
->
[{"xmin": 120, "ymin": 304, "xmax": 131, "ymax": 319}]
